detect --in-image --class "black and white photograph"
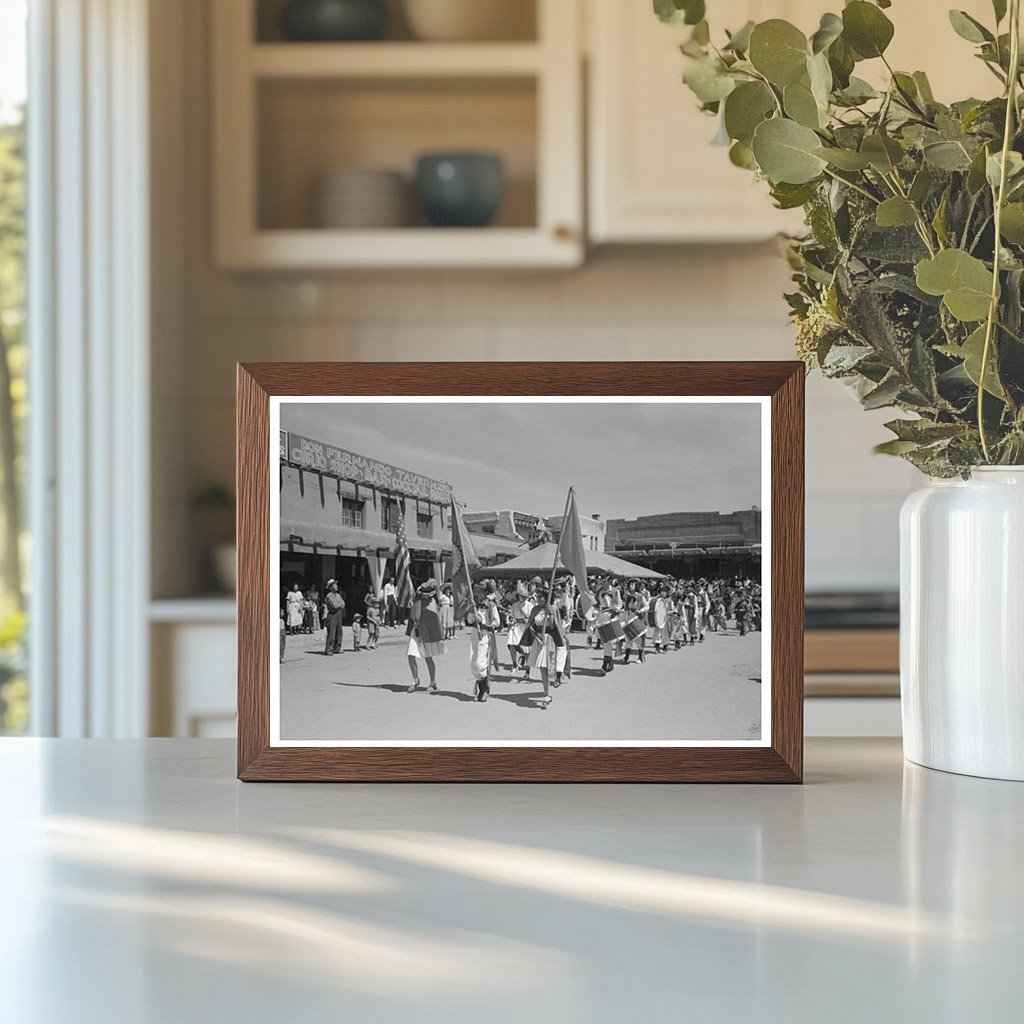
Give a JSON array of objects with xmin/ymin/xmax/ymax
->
[{"xmin": 270, "ymin": 397, "xmax": 770, "ymax": 746}]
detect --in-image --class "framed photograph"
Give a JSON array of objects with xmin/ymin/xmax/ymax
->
[{"xmin": 237, "ymin": 362, "xmax": 804, "ymax": 782}]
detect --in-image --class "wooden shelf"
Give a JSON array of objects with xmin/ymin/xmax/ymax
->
[
  {"xmin": 249, "ymin": 42, "xmax": 544, "ymax": 79},
  {"xmin": 212, "ymin": 0, "xmax": 583, "ymax": 269},
  {"xmin": 218, "ymin": 227, "xmax": 579, "ymax": 270}
]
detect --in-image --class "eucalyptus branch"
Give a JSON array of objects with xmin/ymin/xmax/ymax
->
[{"xmin": 978, "ymin": 0, "xmax": 1021, "ymax": 462}]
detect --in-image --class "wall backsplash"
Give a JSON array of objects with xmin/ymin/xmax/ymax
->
[{"xmin": 157, "ymin": 0, "xmax": 918, "ymax": 599}]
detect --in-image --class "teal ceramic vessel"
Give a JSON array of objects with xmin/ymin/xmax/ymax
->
[
  {"xmin": 415, "ymin": 152, "xmax": 505, "ymax": 228},
  {"xmin": 281, "ymin": 0, "xmax": 388, "ymax": 42}
]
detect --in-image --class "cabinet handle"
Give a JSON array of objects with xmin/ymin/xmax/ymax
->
[{"xmin": 553, "ymin": 224, "xmax": 574, "ymax": 241}]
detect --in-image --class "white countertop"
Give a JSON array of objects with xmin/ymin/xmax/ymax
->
[{"xmin": 1, "ymin": 738, "xmax": 1020, "ymax": 1023}]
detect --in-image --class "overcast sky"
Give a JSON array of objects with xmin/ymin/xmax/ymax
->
[{"xmin": 281, "ymin": 400, "xmax": 762, "ymax": 521}]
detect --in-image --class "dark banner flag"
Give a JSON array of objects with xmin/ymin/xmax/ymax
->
[
  {"xmin": 557, "ymin": 487, "xmax": 594, "ymax": 613},
  {"xmin": 450, "ymin": 497, "xmax": 481, "ymax": 619}
]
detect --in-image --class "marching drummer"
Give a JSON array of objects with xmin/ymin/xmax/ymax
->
[
  {"xmin": 648, "ymin": 585, "xmax": 670, "ymax": 654},
  {"xmin": 582, "ymin": 579, "xmax": 600, "ymax": 647},
  {"xmin": 623, "ymin": 583, "xmax": 650, "ymax": 665},
  {"xmin": 595, "ymin": 580, "xmax": 626, "ymax": 675}
]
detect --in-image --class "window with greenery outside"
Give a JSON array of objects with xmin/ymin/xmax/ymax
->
[
  {"xmin": 657, "ymin": 0, "xmax": 1024, "ymax": 476},
  {"xmin": 0, "ymin": 0, "xmax": 26, "ymax": 734}
]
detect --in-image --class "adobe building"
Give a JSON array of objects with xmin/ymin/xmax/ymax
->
[
  {"xmin": 278, "ymin": 431, "xmax": 523, "ymax": 615},
  {"xmin": 605, "ymin": 508, "xmax": 761, "ymax": 579}
]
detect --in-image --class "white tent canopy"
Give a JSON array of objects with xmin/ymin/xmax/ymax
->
[{"xmin": 479, "ymin": 543, "xmax": 666, "ymax": 581}]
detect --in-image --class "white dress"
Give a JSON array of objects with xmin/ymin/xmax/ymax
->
[{"xmin": 286, "ymin": 590, "xmax": 305, "ymax": 629}]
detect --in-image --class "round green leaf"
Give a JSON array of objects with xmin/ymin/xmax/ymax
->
[
  {"xmin": 915, "ymin": 249, "xmax": 993, "ymax": 322},
  {"xmin": 729, "ymin": 140, "xmax": 757, "ymax": 170},
  {"xmin": 748, "ymin": 20, "xmax": 809, "ymax": 86},
  {"xmin": 723, "ymin": 81, "xmax": 775, "ymax": 144},
  {"xmin": 784, "ymin": 81, "xmax": 823, "ymax": 129},
  {"xmin": 875, "ymin": 196, "xmax": 918, "ymax": 228},
  {"xmin": 682, "ymin": 57, "xmax": 736, "ymax": 104},
  {"xmin": 1000, "ymin": 203, "xmax": 1024, "ymax": 245},
  {"xmin": 842, "ymin": 1, "xmax": 894, "ymax": 59},
  {"xmin": 752, "ymin": 118, "xmax": 828, "ymax": 184}
]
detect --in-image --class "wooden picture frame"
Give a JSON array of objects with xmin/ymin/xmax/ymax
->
[{"xmin": 237, "ymin": 362, "xmax": 804, "ymax": 782}]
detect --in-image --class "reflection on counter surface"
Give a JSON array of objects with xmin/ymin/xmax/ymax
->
[{"xmin": 3, "ymin": 738, "xmax": 1022, "ymax": 1023}]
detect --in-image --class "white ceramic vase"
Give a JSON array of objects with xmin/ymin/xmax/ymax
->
[{"xmin": 900, "ymin": 467, "xmax": 1024, "ymax": 781}]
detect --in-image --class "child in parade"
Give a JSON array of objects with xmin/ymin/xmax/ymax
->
[{"xmin": 465, "ymin": 600, "xmax": 492, "ymax": 702}]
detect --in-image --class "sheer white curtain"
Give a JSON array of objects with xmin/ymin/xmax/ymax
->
[{"xmin": 28, "ymin": 0, "xmax": 150, "ymax": 736}]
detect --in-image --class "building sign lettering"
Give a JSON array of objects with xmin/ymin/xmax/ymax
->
[{"xmin": 284, "ymin": 431, "xmax": 453, "ymax": 504}]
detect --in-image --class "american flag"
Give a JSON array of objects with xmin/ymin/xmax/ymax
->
[{"xmin": 393, "ymin": 502, "xmax": 414, "ymax": 609}]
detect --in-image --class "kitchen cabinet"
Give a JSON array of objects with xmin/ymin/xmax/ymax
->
[
  {"xmin": 586, "ymin": 0, "xmax": 998, "ymax": 244},
  {"xmin": 211, "ymin": 0, "xmax": 583, "ymax": 269}
]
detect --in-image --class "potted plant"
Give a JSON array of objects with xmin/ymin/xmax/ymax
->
[{"xmin": 659, "ymin": 0, "xmax": 1024, "ymax": 779}]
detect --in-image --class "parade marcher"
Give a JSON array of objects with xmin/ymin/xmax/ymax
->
[
  {"xmin": 466, "ymin": 599, "xmax": 492, "ymax": 702},
  {"xmin": 699, "ymin": 583, "xmax": 712, "ymax": 642},
  {"xmin": 648, "ymin": 586, "xmax": 669, "ymax": 654},
  {"xmin": 438, "ymin": 582, "xmax": 455, "ymax": 640},
  {"xmin": 480, "ymin": 579, "xmax": 503, "ymax": 672},
  {"xmin": 525, "ymin": 601, "xmax": 567, "ymax": 702},
  {"xmin": 711, "ymin": 591, "xmax": 728, "ymax": 632},
  {"xmin": 406, "ymin": 580, "xmax": 445, "ymax": 692},
  {"xmin": 323, "ymin": 579, "xmax": 345, "ymax": 655},
  {"xmin": 582, "ymin": 584, "xmax": 599, "ymax": 647},
  {"xmin": 622, "ymin": 584, "xmax": 649, "ymax": 664},
  {"xmin": 734, "ymin": 589, "xmax": 751, "ymax": 636},
  {"xmin": 506, "ymin": 580, "xmax": 535, "ymax": 673},
  {"xmin": 595, "ymin": 581, "xmax": 626, "ymax": 674},
  {"xmin": 555, "ymin": 575, "xmax": 575, "ymax": 680},
  {"xmin": 677, "ymin": 587, "xmax": 695, "ymax": 648},
  {"xmin": 285, "ymin": 582, "xmax": 305, "ymax": 635}
]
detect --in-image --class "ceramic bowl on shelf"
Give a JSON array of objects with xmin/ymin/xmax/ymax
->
[
  {"xmin": 280, "ymin": 0, "xmax": 389, "ymax": 42},
  {"xmin": 414, "ymin": 152, "xmax": 504, "ymax": 227},
  {"xmin": 403, "ymin": 0, "xmax": 535, "ymax": 42},
  {"xmin": 315, "ymin": 167, "xmax": 408, "ymax": 229}
]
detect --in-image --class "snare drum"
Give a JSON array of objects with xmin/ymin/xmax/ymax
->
[
  {"xmin": 596, "ymin": 618, "xmax": 626, "ymax": 644},
  {"xmin": 623, "ymin": 614, "xmax": 646, "ymax": 641}
]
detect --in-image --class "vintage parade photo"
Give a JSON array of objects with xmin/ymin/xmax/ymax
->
[{"xmin": 270, "ymin": 396, "xmax": 770, "ymax": 746}]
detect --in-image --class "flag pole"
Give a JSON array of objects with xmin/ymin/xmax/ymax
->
[{"xmin": 547, "ymin": 485, "xmax": 574, "ymax": 606}]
